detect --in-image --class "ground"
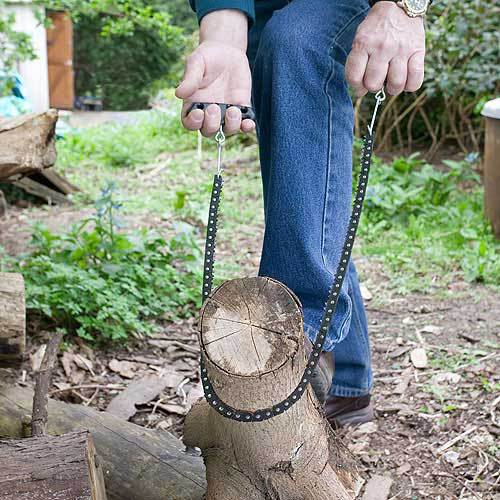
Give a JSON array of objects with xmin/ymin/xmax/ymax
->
[{"xmin": 0, "ymin": 112, "xmax": 498, "ymax": 499}]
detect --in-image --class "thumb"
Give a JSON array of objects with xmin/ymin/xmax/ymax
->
[{"xmin": 175, "ymin": 52, "xmax": 205, "ymax": 99}]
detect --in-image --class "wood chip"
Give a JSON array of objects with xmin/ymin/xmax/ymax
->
[
  {"xmin": 458, "ymin": 331, "xmax": 481, "ymax": 344},
  {"xmin": 410, "ymin": 347, "xmax": 428, "ymax": 369},
  {"xmin": 360, "ymin": 284, "xmax": 373, "ymax": 301},
  {"xmin": 353, "ymin": 421, "xmax": 378, "ymax": 436},
  {"xmin": 396, "ymin": 462, "xmax": 411, "ymax": 475},
  {"xmin": 432, "ymin": 372, "xmax": 461, "ymax": 385},
  {"xmin": 361, "ymin": 475, "xmax": 393, "ymax": 500},
  {"xmin": 108, "ymin": 359, "xmax": 136, "ymax": 379},
  {"xmin": 420, "ymin": 324, "xmax": 442, "ymax": 335},
  {"xmin": 60, "ymin": 352, "xmax": 74, "ymax": 378},
  {"xmin": 73, "ymin": 354, "xmax": 94, "ymax": 374},
  {"xmin": 388, "ymin": 346, "xmax": 411, "ymax": 359},
  {"xmin": 378, "ymin": 403, "xmax": 412, "ymax": 416},
  {"xmin": 106, "ymin": 373, "xmax": 184, "ymax": 419},
  {"xmin": 394, "ymin": 368, "xmax": 413, "ymax": 395},
  {"xmin": 152, "ymin": 402, "xmax": 188, "ymax": 416},
  {"xmin": 30, "ymin": 344, "xmax": 46, "ymax": 372}
]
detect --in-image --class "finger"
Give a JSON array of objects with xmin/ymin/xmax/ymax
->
[
  {"xmin": 201, "ymin": 104, "xmax": 222, "ymax": 137},
  {"xmin": 363, "ymin": 54, "xmax": 389, "ymax": 93},
  {"xmin": 346, "ymin": 48, "xmax": 369, "ymax": 96},
  {"xmin": 175, "ymin": 53, "xmax": 205, "ymax": 99},
  {"xmin": 223, "ymin": 106, "xmax": 242, "ymax": 136},
  {"xmin": 182, "ymin": 107, "xmax": 204, "ymax": 131},
  {"xmin": 241, "ymin": 118, "xmax": 256, "ymax": 134},
  {"xmin": 386, "ymin": 57, "xmax": 407, "ymax": 95},
  {"xmin": 405, "ymin": 50, "xmax": 425, "ymax": 92}
]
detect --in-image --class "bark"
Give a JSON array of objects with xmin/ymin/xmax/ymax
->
[
  {"xmin": 31, "ymin": 330, "xmax": 64, "ymax": 437},
  {"xmin": 483, "ymin": 115, "xmax": 500, "ymax": 238},
  {"xmin": 0, "ymin": 430, "xmax": 107, "ymax": 500},
  {"xmin": 0, "ymin": 190, "xmax": 6, "ymax": 218},
  {"xmin": 0, "ymin": 385, "xmax": 206, "ymax": 500},
  {"xmin": 0, "ymin": 272, "xmax": 26, "ymax": 368},
  {"xmin": 184, "ymin": 277, "xmax": 360, "ymax": 500},
  {"xmin": 0, "ymin": 110, "xmax": 58, "ymax": 182}
]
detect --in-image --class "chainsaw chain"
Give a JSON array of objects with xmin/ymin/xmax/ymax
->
[{"xmin": 199, "ymin": 133, "xmax": 375, "ymax": 422}]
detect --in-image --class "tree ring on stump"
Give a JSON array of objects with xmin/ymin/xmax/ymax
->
[{"xmin": 200, "ymin": 277, "xmax": 303, "ymax": 377}]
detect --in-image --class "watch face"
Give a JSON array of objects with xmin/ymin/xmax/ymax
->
[{"xmin": 404, "ymin": 0, "xmax": 429, "ymax": 14}]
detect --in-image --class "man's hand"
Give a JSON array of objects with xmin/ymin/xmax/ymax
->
[
  {"xmin": 175, "ymin": 10, "xmax": 254, "ymax": 137},
  {"xmin": 346, "ymin": 1, "xmax": 426, "ymax": 97}
]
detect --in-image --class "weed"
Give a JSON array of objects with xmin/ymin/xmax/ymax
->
[
  {"xmin": 358, "ymin": 150, "xmax": 500, "ymax": 288},
  {"xmin": 17, "ymin": 183, "xmax": 202, "ymax": 342}
]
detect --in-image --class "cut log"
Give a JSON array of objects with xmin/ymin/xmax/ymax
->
[
  {"xmin": 39, "ymin": 168, "xmax": 80, "ymax": 195},
  {"xmin": 0, "ymin": 430, "xmax": 107, "ymax": 500},
  {"xmin": 0, "ymin": 272, "xmax": 26, "ymax": 368},
  {"xmin": 0, "ymin": 189, "xmax": 6, "ymax": 218},
  {"xmin": 0, "ymin": 385, "xmax": 206, "ymax": 500},
  {"xmin": 13, "ymin": 176, "xmax": 71, "ymax": 205},
  {"xmin": 184, "ymin": 277, "xmax": 360, "ymax": 500},
  {"xmin": 0, "ymin": 110, "xmax": 58, "ymax": 182}
]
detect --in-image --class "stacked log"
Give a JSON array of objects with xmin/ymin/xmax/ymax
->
[
  {"xmin": 0, "ymin": 272, "xmax": 25, "ymax": 368},
  {"xmin": 0, "ymin": 111, "xmax": 57, "ymax": 182},
  {"xmin": 0, "ymin": 431, "xmax": 107, "ymax": 500}
]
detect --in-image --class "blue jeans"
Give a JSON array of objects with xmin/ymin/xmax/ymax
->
[{"xmin": 248, "ymin": 0, "xmax": 372, "ymax": 397}]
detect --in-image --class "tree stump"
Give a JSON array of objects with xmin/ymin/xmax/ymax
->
[
  {"xmin": 0, "ymin": 430, "xmax": 107, "ymax": 499},
  {"xmin": 0, "ymin": 272, "xmax": 26, "ymax": 368},
  {"xmin": 184, "ymin": 277, "xmax": 360, "ymax": 500},
  {"xmin": 0, "ymin": 110, "xmax": 58, "ymax": 182}
]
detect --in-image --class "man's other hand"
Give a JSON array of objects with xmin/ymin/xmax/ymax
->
[
  {"xmin": 346, "ymin": 1, "xmax": 426, "ymax": 97},
  {"xmin": 175, "ymin": 10, "xmax": 254, "ymax": 137}
]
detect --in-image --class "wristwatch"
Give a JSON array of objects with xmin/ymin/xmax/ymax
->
[{"xmin": 369, "ymin": 0, "xmax": 432, "ymax": 17}]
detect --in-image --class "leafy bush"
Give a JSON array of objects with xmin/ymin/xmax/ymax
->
[
  {"xmin": 73, "ymin": 12, "xmax": 184, "ymax": 110},
  {"xmin": 359, "ymin": 151, "xmax": 500, "ymax": 287},
  {"xmin": 19, "ymin": 183, "xmax": 201, "ymax": 342},
  {"xmin": 362, "ymin": 0, "xmax": 499, "ymax": 155}
]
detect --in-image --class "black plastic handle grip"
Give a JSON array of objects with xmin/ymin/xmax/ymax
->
[{"xmin": 187, "ymin": 102, "xmax": 256, "ymax": 127}]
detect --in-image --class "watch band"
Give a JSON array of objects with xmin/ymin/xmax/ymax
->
[{"xmin": 368, "ymin": 0, "xmax": 432, "ymax": 7}]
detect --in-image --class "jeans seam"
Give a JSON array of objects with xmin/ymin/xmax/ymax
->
[{"xmin": 320, "ymin": 7, "xmax": 370, "ymax": 275}]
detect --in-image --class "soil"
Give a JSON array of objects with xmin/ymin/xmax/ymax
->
[{"xmin": 0, "ymin": 191, "xmax": 499, "ymax": 499}]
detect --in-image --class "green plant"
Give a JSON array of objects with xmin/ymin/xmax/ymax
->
[
  {"xmin": 357, "ymin": 0, "xmax": 500, "ymax": 155},
  {"xmin": 0, "ymin": 0, "xmax": 36, "ymax": 94},
  {"xmin": 358, "ymin": 151, "xmax": 500, "ymax": 288},
  {"xmin": 19, "ymin": 183, "xmax": 202, "ymax": 342},
  {"xmin": 73, "ymin": 15, "xmax": 184, "ymax": 110}
]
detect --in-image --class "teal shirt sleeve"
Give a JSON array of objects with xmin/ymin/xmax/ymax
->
[{"xmin": 189, "ymin": 0, "xmax": 255, "ymax": 25}]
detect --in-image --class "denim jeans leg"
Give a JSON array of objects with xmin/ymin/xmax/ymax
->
[
  {"xmin": 249, "ymin": 0, "xmax": 372, "ymax": 395},
  {"xmin": 329, "ymin": 261, "xmax": 373, "ymax": 397}
]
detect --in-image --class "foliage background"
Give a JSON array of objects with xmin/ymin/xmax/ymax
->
[{"xmin": 363, "ymin": 0, "xmax": 500, "ymax": 156}]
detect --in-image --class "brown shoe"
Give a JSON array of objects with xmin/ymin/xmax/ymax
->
[
  {"xmin": 305, "ymin": 339, "xmax": 334, "ymax": 405},
  {"xmin": 325, "ymin": 394, "xmax": 374, "ymax": 428}
]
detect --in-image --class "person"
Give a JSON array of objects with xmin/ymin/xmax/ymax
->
[{"xmin": 176, "ymin": 0, "xmax": 429, "ymax": 427}]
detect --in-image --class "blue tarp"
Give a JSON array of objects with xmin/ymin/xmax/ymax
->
[
  {"xmin": 0, "ymin": 71, "xmax": 71, "ymax": 136},
  {"xmin": 0, "ymin": 72, "xmax": 33, "ymax": 117}
]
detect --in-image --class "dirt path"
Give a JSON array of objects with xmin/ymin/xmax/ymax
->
[{"xmin": 1, "ymin": 194, "xmax": 499, "ymax": 499}]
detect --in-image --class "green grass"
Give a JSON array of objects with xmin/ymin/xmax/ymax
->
[{"xmin": 358, "ymin": 151, "xmax": 499, "ymax": 291}]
